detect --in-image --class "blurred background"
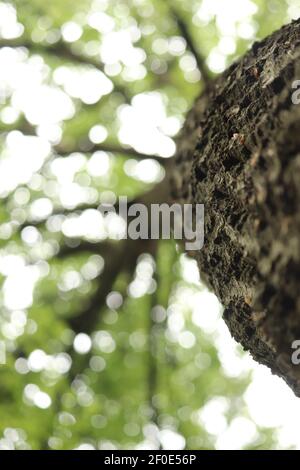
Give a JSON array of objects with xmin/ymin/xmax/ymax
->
[{"xmin": 0, "ymin": 0, "xmax": 300, "ymax": 451}]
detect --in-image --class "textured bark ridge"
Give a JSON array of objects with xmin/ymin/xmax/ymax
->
[{"xmin": 171, "ymin": 19, "xmax": 300, "ymax": 395}]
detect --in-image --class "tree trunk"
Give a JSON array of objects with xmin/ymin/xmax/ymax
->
[{"xmin": 171, "ymin": 19, "xmax": 300, "ymax": 395}]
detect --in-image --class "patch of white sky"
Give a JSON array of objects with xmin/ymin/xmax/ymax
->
[
  {"xmin": 0, "ymin": 2, "xmax": 23, "ymax": 39},
  {"xmin": 169, "ymin": 255, "xmax": 300, "ymax": 450},
  {"xmin": 0, "ymin": 253, "xmax": 46, "ymax": 313},
  {"xmin": 0, "ymin": 131, "xmax": 51, "ymax": 196},
  {"xmin": 53, "ymin": 66, "xmax": 113, "ymax": 105},
  {"xmin": 194, "ymin": 0, "xmax": 259, "ymax": 73},
  {"xmin": 118, "ymin": 92, "xmax": 178, "ymax": 158},
  {"xmin": 193, "ymin": 0, "xmax": 300, "ymax": 74},
  {"xmin": 287, "ymin": 0, "xmax": 300, "ymax": 20}
]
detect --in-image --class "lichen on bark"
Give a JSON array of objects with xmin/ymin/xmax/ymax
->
[{"xmin": 171, "ymin": 19, "xmax": 300, "ymax": 395}]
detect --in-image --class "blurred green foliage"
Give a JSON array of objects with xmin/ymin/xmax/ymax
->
[{"xmin": 0, "ymin": 0, "xmax": 297, "ymax": 450}]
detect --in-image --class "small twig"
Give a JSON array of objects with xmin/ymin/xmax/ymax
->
[
  {"xmin": 55, "ymin": 142, "xmax": 169, "ymax": 163},
  {"xmin": 148, "ymin": 270, "xmax": 160, "ymax": 432}
]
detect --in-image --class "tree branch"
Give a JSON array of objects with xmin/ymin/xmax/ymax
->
[
  {"xmin": 68, "ymin": 239, "xmax": 127, "ymax": 333},
  {"xmin": 54, "ymin": 142, "xmax": 170, "ymax": 163},
  {"xmin": 168, "ymin": 5, "xmax": 210, "ymax": 87},
  {"xmin": 48, "ymin": 175, "xmax": 171, "ymax": 334},
  {"xmin": 69, "ymin": 237, "xmax": 158, "ymax": 334}
]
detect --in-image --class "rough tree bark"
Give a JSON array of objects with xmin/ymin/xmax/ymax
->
[{"xmin": 171, "ymin": 19, "xmax": 300, "ymax": 395}]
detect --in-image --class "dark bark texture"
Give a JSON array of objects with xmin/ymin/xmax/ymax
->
[{"xmin": 171, "ymin": 19, "xmax": 300, "ymax": 395}]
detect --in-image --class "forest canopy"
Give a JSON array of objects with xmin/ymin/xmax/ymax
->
[{"xmin": 0, "ymin": 0, "xmax": 300, "ymax": 451}]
